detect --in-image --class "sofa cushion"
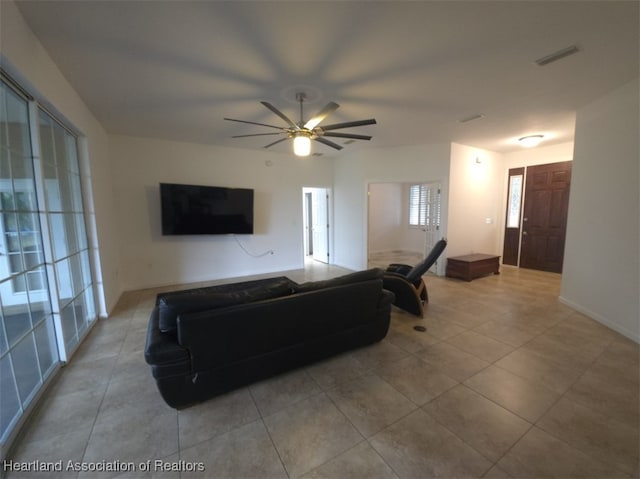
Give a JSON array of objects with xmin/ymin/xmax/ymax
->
[
  {"xmin": 294, "ymin": 268, "xmax": 383, "ymax": 293},
  {"xmin": 158, "ymin": 277, "xmax": 294, "ymax": 333}
]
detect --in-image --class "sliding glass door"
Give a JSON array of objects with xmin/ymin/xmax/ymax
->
[
  {"xmin": 39, "ymin": 111, "xmax": 96, "ymax": 354},
  {"xmin": 0, "ymin": 77, "xmax": 97, "ymax": 446}
]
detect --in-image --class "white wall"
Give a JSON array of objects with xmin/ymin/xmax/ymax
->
[
  {"xmin": 503, "ymin": 141, "xmax": 574, "ymax": 169},
  {"xmin": 561, "ymin": 78, "xmax": 639, "ymax": 342},
  {"xmin": 110, "ymin": 135, "xmax": 334, "ymax": 290},
  {"xmin": 1, "ymin": 1, "xmax": 120, "ymax": 315},
  {"xmin": 447, "ymin": 143, "xmax": 504, "ymax": 258},
  {"xmin": 333, "ymin": 144, "xmax": 451, "ymax": 273},
  {"xmin": 368, "ymin": 183, "xmax": 404, "ymax": 254}
]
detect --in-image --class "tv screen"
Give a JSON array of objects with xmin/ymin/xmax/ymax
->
[{"xmin": 160, "ymin": 183, "xmax": 254, "ymax": 235}]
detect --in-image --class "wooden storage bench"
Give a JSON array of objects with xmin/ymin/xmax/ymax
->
[{"xmin": 446, "ymin": 254, "xmax": 500, "ymax": 281}]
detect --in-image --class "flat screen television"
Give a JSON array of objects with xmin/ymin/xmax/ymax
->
[{"xmin": 160, "ymin": 182, "xmax": 254, "ymax": 235}]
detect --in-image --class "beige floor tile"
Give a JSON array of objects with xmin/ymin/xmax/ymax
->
[
  {"xmin": 305, "ymin": 351, "xmax": 371, "ymax": 390},
  {"xmin": 49, "ymin": 355, "xmax": 116, "ymax": 397},
  {"xmin": 178, "ymin": 387, "xmax": 260, "ymax": 449},
  {"xmin": 370, "ymin": 409, "xmax": 492, "ymax": 478},
  {"xmin": 522, "ymin": 326, "xmax": 610, "ymax": 369},
  {"xmin": 348, "ymin": 340, "xmax": 409, "ymax": 371},
  {"xmin": 423, "ymin": 384, "xmax": 531, "ymax": 462},
  {"xmin": 497, "ymin": 426, "xmax": 628, "ymax": 478},
  {"xmin": 263, "ymin": 393, "xmax": 363, "ymax": 478},
  {"xmin": 385, "ymin": 322, "xmax": 439, "ymax": 353},
  {"xmin": 418, "ymin": 315, "xmax": 468, "ymax": 340},
  {"xmin": 300, "ymin": 441, "xmax": 399, "ymax": 479},
  {"xmin": 472, "ymin": 319, "xmax": 538, "ymax": 347},
  {"xmin": 97, "ymin": 372, "xmax": 170, "ymax": 421},
  {"xmin": 249, "ymin": 368, "xmax": 321, "ymax": 417},
  {"xmin": 445, "ymin": 330, "xmax": 515, "ymax": 363},
  {"xmin": 116, "ymin": 452, "xmax": 181, "ymax": 479},
  {"xmin": 82, "ymin": 407, "xmax": 179, "ymax": 478},
  {"xmin": 326, "ymin": 374, "xmax": 416, "ymax": 437},
  {"xmin": 416, "ymin": 342, "xmax": 490, "ymax": 381},
  {"xmin": 464, "ymin": 365, "xmax": 560, "ymax": 422},
  {"xmin": 562, "ymin": 312, "xmax": 625, "ymax": 341},
  {"xmin": 16, "ymin": 387, "xmax": 104, "ymax": 446},
  {"xmin": 494, "ymin": 347, "xmax": 583, "ymax": 394},
  {"xmin": 71, "ymin": 320, "xmax": 129, "ymax": 364},
  {"xmin": 482, "ymin": 465, "xmax": 513, "ymax": 478},
  {"xmin": 181, "ymin": 420, "xmax": 287, "ymax": 479},
  {"xmin": 537, "ymin": 397, "xmax": 639, "ymax": 474},
  {"xmin": 110, "ymin": 348, "xmax": 154, "ymax": 385},
  {"xmin": 7, "ymin": 426, "xmax": 92, "ymax": 479},
  {"xmin": 564, "ymin": 367, "xmax": 640, "ymax": 428},
  {"xmin": 592, "ymin": 338, "xmax": 640, "ymax": 386},
  {"xmin": 437, "ymin": 304, "xmax": 497, "ymax": 329},
  {"xmin": 377, "ymin": 355, "xmax": 458, "ymax": 405}
]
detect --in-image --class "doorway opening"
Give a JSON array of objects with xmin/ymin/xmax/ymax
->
[
  {"xmin": 367, "ymin": 181, "xmax": 443, "ymax": 274},
  {"xmin": 302, "ymin": 187, "xmax": 331, "ymax": 264}
]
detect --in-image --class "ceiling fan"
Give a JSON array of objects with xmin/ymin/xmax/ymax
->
[{"xmin": 224, "ymin": 92, "xmax": 376, "ymax": 157}]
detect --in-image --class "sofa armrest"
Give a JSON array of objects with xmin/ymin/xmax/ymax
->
[
  {"xmin": 145, "ymin": 307, "xmax": 190, "ymax": 365},
  {"xmin": 379, "ymin": 288, "xmax": 395, "ymax": 308}
]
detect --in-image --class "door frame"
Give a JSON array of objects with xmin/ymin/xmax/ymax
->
[
  {"xmin": 501, "ymin": 161, "xmax": 572, "ymax": 272},
  {"xmin": 302, "ymin": 187, "xmax": 332, "ymax": 264},
  {"xmin": 366, "ymin": 180, "xmax": 446, "ymax": 276}
]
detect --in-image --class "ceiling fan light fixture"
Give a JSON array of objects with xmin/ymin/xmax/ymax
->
[
  {"xmin": 293, "ymin": 133, "xmax": 311, "ymax": 156},
  {"xmin": 519, "ymin": 134, "xmax": 544, "ymax": 148}
]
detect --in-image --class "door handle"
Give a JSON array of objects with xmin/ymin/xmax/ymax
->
[{"xmin": 522, "ymin": 231, "xmax": 528, "ymax": 236}]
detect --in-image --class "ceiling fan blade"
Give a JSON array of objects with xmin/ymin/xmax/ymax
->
[
  {"xmin": 314, "ymin": 136, "xmax": 343, "ymax": 151},
  {"xmin": 232, "ymin": 133, "xmax": 283, "ymax": 138},
  {"xmin": 323, "ymin": 132, "xmax": 372, "ymax": 141},
  {"xmin": 320, "ymin": 119, "xmax": 377, "ymax": 131},
  {"xmin": 224, "ymin": 117, "xmax": 285, "ymax": 130},
  {"xmin": 261, "ymin": 102, "xmax": 297, "ymax": 129},
  {"xmin": 263, "ymin": 137, "xmax": 288, "ymax": 149},
  {"xmin": 304, "ymin": 102, "xmax": 339, "ymax": 130}
]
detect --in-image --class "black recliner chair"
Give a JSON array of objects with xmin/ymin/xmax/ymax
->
[{"xmin": 382, "ymin": 239, "xmax": 447, "ymax": 317}]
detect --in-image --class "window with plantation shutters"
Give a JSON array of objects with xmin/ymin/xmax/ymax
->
[
  {"xmin": 409, "ymin": 183, "xmax": 441, "ymax": 228},
  {"xmin": 409, "ymin": 184, "xmax": 426, "ymax": 227}
]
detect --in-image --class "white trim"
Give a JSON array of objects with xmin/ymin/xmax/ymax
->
[{"xmin": 559, "ymin": 296, "xmax": 640, "ymax": 344}]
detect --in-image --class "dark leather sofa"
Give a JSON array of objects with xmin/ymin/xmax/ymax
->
[{"xmin": 144, "ymin": 268, "xmax": 393, "ymax": 408}]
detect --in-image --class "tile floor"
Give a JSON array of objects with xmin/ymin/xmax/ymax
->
[{"xmin": 5, "ymin": 258, "xmax": 639, "ymax": 479}]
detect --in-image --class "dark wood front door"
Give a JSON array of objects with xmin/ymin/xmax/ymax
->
[{"xmin": 520, "ymin": 161, "xmax": 572, "ymax": 273}]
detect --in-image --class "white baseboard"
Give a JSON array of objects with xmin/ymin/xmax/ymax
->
[{"xmin": 559, "ymin": 296, "xmax": 640, "ymax": 344}]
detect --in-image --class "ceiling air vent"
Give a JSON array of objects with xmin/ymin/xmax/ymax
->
[
  {"xmin": 535, "ymin": 45, "xmax": 580, "ymax": 66},
  {"xmin": 459, "ymin": 114, "xmax": 484, "ymax": 124}
]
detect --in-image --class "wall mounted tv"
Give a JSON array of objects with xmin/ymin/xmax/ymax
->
[{"xmin": 160, "ymin": 183, "xmax": 254, "ymax": 235}]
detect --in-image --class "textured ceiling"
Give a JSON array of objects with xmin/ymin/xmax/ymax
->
[{"xmin": 12, "ymin": 1, "xmax": 640, "ymax": 156}]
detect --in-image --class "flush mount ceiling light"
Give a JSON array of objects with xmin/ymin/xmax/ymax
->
[
  {"xmin": 224, "ymin": 92, "xmax": 376, "ymax": 157},
  {"xmin": 519, "ymin": 135, "xmax": 544, "ymax": 148}
]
